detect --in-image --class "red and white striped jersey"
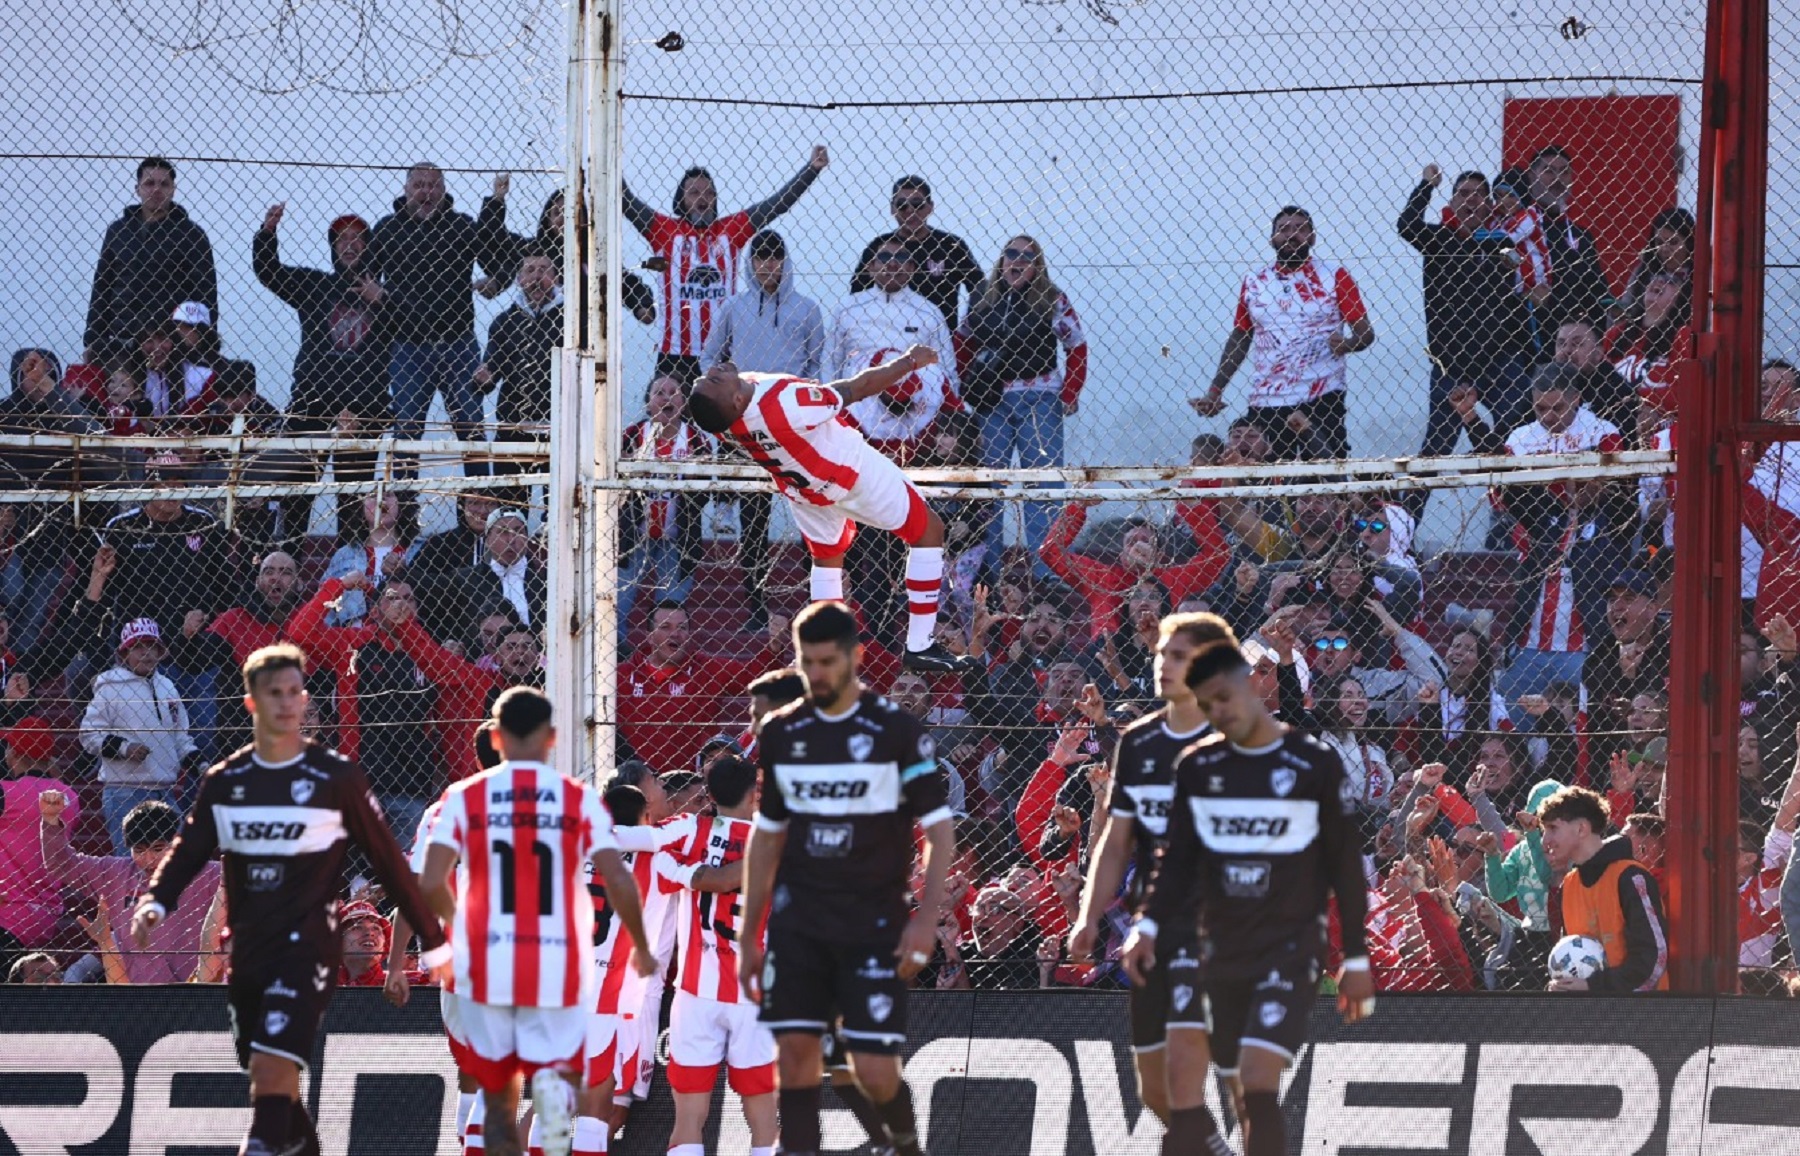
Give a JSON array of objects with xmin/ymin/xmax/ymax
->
[
  {"xmin": 646, "ymin": 211, "xmax": 757, "ymax": 357},
  {"xmin": 428, "ymin": 761, "xmax": 617, "ymax": 1008},
  {"xmin": 1496, "ymin": 206, "xmax": 1551, "ymax": 298},
  {"xmin": 723, "ymin": 373, "xmax": 869, "ymax": 506},
  {"xmin": 1503, "ymin": 407, "xmax": 1622, "ymax": 653},
  {"xmin": 592, "ymin": 815, "xmax": 696, "ymax": 1015},
  {"xmin": 656, "ymin": 814, "xmax": 759, "ymax": 1004},
  {"xmin": 1233, "ymin": 257, "xmax": 1368, "ymax": 409}
]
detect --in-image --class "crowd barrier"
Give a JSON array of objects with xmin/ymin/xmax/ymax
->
[{"xmin": 3, "ymin": 988, "xmax": 1799, "ymax": 1154}]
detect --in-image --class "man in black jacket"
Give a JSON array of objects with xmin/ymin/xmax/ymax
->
[
  {"xmin": 1529, "ymin": 146, "xmax": 1614, "ymax": 339},
  {"xmin": 474, "ymin": 249, "xmax": 559, "ymax": 502},
  {"xmin": 849, "ymin": 176, "xmax": 983, "ymax": 329},
  {"xmin": 367, "ymin": 165, "xmax": 509, "ymax": 474},
  {"xmin": 410, "ymin": 492, "xmax": 498, "ymax": 578},
  {"xmin": 84, "ymin": 158, "xmax": 218, "ymax": 364},
  {"xmin": 1399, "ymin": 164, "xmax": 1532, "ymax": 469},
  {"xmin": 435, "ymin": 508, "xmax": 546, "ymax": 648},
  {"xmin": 253, "ymin": 203, "xmax": 390, "ymax": 535}
]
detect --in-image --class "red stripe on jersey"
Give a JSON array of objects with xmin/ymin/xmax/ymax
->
[
  {"xmin": 514, "ymin": 768, "xmax": 541, "ymax": 1007},
  {"xmin": 758, "ymin": 385, "xmax": 859, "ymax": 496},
  {"xmin": 466, "ymin": 788, "xmax": 491, "ymax": 1005},
  {"xmin": 560, "ymin": 780, "xmax": 585, "ymax": 1008}
]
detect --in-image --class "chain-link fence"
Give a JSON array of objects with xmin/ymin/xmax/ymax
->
[{"xmin": 6, "ymin": 0, "xmax": 1791, "ymax": 1003}]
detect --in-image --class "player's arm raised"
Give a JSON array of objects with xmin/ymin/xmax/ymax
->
[
  {"xmin": 831, "ymin": 344, "xmax": 941, "ymax": 405},
  {"xmin": 594, "ymin": 848, "xmax": 656, "ymax": 976}
]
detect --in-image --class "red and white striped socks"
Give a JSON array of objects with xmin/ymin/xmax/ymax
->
[{"xmin": 904, "ymin": 547, "xmax": 944, "ymax": 652}]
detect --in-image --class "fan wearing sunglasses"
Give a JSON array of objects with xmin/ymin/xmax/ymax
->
[
  {"xmin": 848, "ymin": 177, "xmax": 983, "ymax": 329},
  {"xmin": 1304, "ymin": 603, "xmax": 1447, "ymax": 728}
]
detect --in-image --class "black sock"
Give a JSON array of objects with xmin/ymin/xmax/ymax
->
[
  {"xmin": 288, "ymin": 1101, "xmax": 320, "ymax": 1156},
  {"xmin": 1164, "ymin": 1105, "xmax": 1234, "ymax": 1156},
  {"xmin": 249, "ymin": 1096, "xmax": 294, "ymax": 1155},
  {"xmin": 832, "ymin": 1077, "xmax": 891, "ymax": 1146},
  {"xmin": 777, "ymin": 1084, "xmax": 823, "ymax": 1156},
  {"xmin": 1243, "ymin": 1091, "xmax": 1284, "ymax": 1156},
  {"xmin": 872, "ymin": 1082, "xmax": 919, "ymax": 1153}
]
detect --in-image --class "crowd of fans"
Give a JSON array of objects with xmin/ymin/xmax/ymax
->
[{"xmin": 1, "ymin": 143, "xmax": 1796, "ymax": 998}]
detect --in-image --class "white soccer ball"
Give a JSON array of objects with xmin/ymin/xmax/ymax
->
[{"xmin": 1548, "ymin": 934, "xmax": 1606, "ymax": 981}]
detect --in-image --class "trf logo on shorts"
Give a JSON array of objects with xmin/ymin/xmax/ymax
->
[
  {"xmin": 1270, "ymin": 768, "xmax": 1297, "ymax": 797},
  {"xmin": 848, "ymin": 734, "xmax": 875, "ymax": 761},
  {"xmin": 1171, "ymin": 985, "xmax": 1194, "ymax": 1013},
  {"xmin": 290, "ymin": 779, "xmax": 315, "ymax": 804},
  {"xmin": 1259, "ymin": 1001, "xmax": 1286, "ymax": 1029},
  {"xmin": 265, "ymin": 1011, "xmax": 289, "ymax": 1036},
  {"xmin": 868, "ymin": 994, "xmax": 894, "ymax": 1023}
]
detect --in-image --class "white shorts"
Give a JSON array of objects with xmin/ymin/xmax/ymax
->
[
  {"xmin": 584, "ymin": 1010, "xmax": 636, "ymax": 1089},
  {"xmin": 441, "ymin": 990, "xmax": 587, "ymax": 1093},
  {"xmin": 786, "ymin": 443, "xmax": 929, "ymax": 557},
  {"xmin": 665, "ymin": 990, "xmax": 776, "ymax": 1095}
]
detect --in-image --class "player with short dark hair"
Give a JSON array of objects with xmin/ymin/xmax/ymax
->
[
  {"xmin": 687, "ymin": 350, "xmax": 978, "ymax": 676},
  {"xmin": 737, "ymin": 601, "xmax": 955, "ymax": 1156},
  {"xmin": 1123, "ymin": 616, "xmax": 1372, "ymax": 1156},
  {"xmin": 132, "ymin": 643, "xmax": 452, "ymax": 1156},
  {"xmin": 421, "ymin": 687, "xmax": 655, "ymax": 1156},
  {"xmin": 1069, "ymin": 612, "xmax": 1215, "ymax": 1125}
]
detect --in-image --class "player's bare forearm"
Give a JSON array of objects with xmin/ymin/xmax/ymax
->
[
  {"xmin": 833, "ymin": 346, "xmax": 937, "ymax": 405},
  {"xmin": 421, "ymin": 844, "xmax": 459, "ymax": 924},
  {"xmin": 739, "ymin": 825, "xmax": 786, "ymax": 932},
  {"xmin": 596, "ymin": 851, "xmax": 651, "ymax": 952},
  {"xmin": 1076, "ymin": 815, "xmax": 1132, "ymax": 931},
  {"xmin": 914, "ymin": 819, "xmax": 956, "ymax": 924},
  {"xmin": 689, "ymin": 860, "xmax": 746, "ymax": 892},
  {"xmin": 1209, "ymin": 330, "xmax": 1252, "ymax": 397},
  {"xmin": 389, "ymin": 912, "xmax": 414, "ymax": 975}
]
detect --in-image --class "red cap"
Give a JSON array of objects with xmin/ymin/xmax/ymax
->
[
  {"xmin": 2, "ymin": 717, "xmax": 57, "ymax": 762},
  {"xmin": 340, "ymin": 900, "xmax": 390, "ymax": 935}
]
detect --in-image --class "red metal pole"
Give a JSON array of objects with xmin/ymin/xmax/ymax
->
[{"xmin": 1667, "ymin": 0, "xmax": 1767, "ymax": 993}]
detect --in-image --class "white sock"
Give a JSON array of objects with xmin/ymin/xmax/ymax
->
[
  {"xmin": 457, "ymin": 1092, "xmax": 478, "ymax": 1138},
  {"xmin": 667, "ymin": 1146, "xmax": 705, "ymax": 1156},
  {"xmin": 751, "ymin": 1147, "xmax": 776, "ymax": 1156},
  {"xmin": 527, "ymin": 1117, "xmax": 543, "ymax": 1156},
  {"xmin": 811, "ymin": 566, "xmax": 845, "ymax": 602},
  {"xmin": 463, "ymin": 1095, "xmax": 487, "ymax": 1153},
  {"xmin": 574, "ymin": 1116, "xmax": 607, "ymax": 1154},
  {"xmin": 904, "ymin": 546, "xmax": 945, "ymax": 652}
]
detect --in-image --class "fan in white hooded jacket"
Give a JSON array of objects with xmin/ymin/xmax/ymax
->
[
  {"xmin": 826, "ymin": 281, "xmax": 959, "ymax": 455},
  {"xmin": 79, "ymin": 662, "xmax": 198, "ymax": 789}
]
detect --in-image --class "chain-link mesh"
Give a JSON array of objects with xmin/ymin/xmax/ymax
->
[{"xmin": 2, "ymin": 0, "xmax": 1780, "ymax": 1003}]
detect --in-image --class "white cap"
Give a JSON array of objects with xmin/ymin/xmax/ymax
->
[{"xmin": 171, "ymin": 301, "xmax": 212, "ymax": 326}]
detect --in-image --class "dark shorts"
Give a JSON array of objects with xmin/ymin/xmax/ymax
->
[
  {"xmin": 1203, "ymin": 941, "xmax": 1320, "ymax": 1073},
  {"xmin": 1242, "ymin": 390, "xmax": 1350, "ymax": 461},
  {"xmin": 1129, "ymin": 934, "xmax": 1207, "ymax": 1051},
  {"xmin": 760, "ymin": 922, "xmax": 908, "ymax": 1056},
  {"xmin": 226, "ymin": 952, "xmax": 337, "ymax": 1070}
]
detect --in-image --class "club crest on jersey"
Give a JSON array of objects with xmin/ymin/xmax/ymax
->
[
  {"xmin": 1259, "ymin": 1001, "xmax": 1286, "ymax": 1029},
  {"xmin": 848, "ymin": 734, "xmax": 875, "ymax": 761},
  {"xmin": 868, "ymin": 993, "xmax": 894, "ymax": 1023},
  {"xmin": 265, "ymin": 1011, "xmax": 289, "ymax": 1036},
  {"xmin": 1207, "ymin": 775, "xmax": 1224, "ymax": 794},
  {"xmin": 1270, "ymin": 768, "xmax": 1297, "ymax": 797},
  {"xmin": 290, "ymin": 779, "xmax": 315, "ymax": 804},
  {"xmin": 1171, "ymin": 984, "xmax": 1194, "ymax": 1013}
]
